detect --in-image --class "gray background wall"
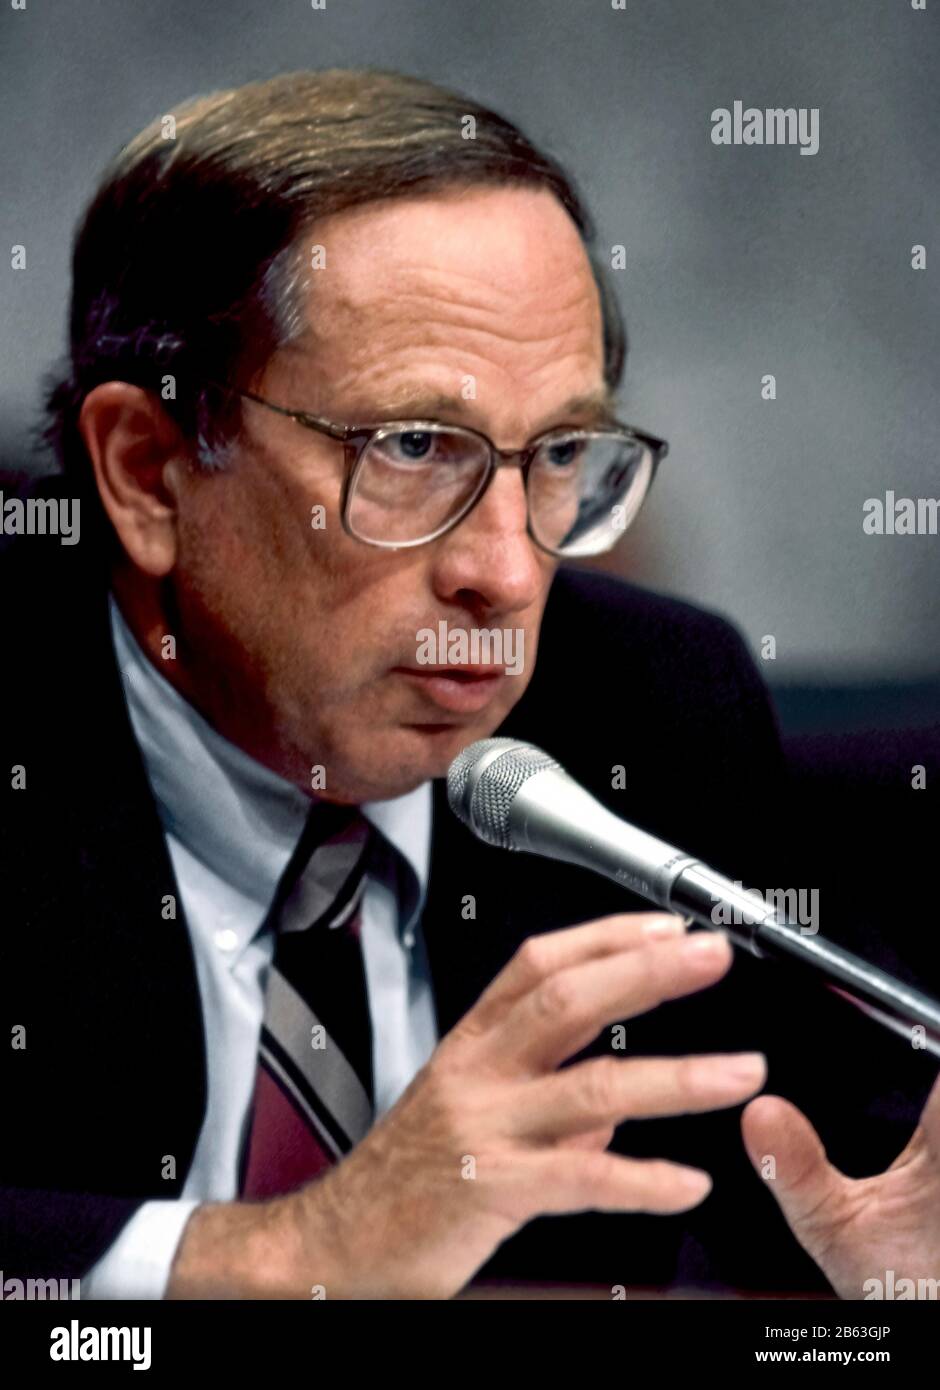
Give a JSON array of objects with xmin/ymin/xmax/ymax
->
[{"xmin": 1, "ymin": 0, "xmax": 938, "ymax": 691}]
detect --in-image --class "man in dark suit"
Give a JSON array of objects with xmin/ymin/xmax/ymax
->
[{"xmin": 2, "ymin": 67, "xmax": 938, "ymax": 1299}]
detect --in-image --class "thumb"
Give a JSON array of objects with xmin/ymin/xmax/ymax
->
[
  {"xmin": 914, "ymin": 1070, "xmax": 940, "ymax": 1159},
  {"xmin": 889, "ymin": 1068, "xmax": 940, "ymax": 1170},
  {"xmin": 741, "ymin": 1094, "xmax": 846, "ymax": 1248}
]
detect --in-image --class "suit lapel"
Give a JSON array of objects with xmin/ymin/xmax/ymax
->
[
  {"xmin": 421, "ymin": 775, "xmax": 636, "ymax": 1041},
  {"xmin": 421, "ymin": 778, "xmax": 521, "ymax": 1036},
  {"xmin": 1, "ymin": 539, "xmax": 207, "ymax": 1196}
]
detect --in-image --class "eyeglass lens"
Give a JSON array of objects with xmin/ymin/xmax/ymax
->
[{"xmin": 346, "ymin": 425, "xmax": 653, "ymax": 554}]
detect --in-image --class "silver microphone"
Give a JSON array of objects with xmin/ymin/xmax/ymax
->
[{"xmin": 447, "ymin": 737, "xmax": 940, "ymax": 1057}]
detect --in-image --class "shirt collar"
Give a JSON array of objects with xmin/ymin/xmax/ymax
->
[{"xmin": 109, "ymin": 593, "xmax": 431, "ymax": 942}]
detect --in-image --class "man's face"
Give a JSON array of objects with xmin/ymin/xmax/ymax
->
[{"xmin": 167, "ymin": 184, "xmax": 607, "ymax": 803}]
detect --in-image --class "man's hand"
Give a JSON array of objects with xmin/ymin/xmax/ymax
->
[
  {"xmin": 741, "ymin": 1075, "xmax": 940, "ymax": 1298},
  {"xmin": 168, "ymin": 913, "xmax": 767, "ymax": 1299}
]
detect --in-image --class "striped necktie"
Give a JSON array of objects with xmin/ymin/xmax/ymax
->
[{"xmin": 238, "ymin": 800, "xmax": 376, "ymax": 1200}]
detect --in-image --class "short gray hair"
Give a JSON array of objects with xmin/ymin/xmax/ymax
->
[{"xmin": 38, "ymin": 67, "xmax": 627, "ymax": 549}]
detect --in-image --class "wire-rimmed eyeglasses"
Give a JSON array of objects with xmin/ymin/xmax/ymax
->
[{"xmin": 207, "ymin": 381, "xmax": 668, "ymax": 557}]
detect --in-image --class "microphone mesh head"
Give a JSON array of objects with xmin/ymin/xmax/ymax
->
[
  {"xmin": 447, "ymin": 738, "xmax": 560, "ymax": 849},
  {"xmin": 446, "ymin": 737, "xmax": 518, "ymax": 812}
]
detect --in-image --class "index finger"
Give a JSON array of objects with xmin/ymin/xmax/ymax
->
[
  {"xmin": 458, "ymin": 913, "xmax": 690, "ymax": 1037},
  {"xmin": 486, "ymin": 929, "xmax": 734, "ymax": 1074}
]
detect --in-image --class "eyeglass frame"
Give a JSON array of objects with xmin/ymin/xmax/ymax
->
[{"xmin": 205, "ymin": 380, "xmax": 669, "ymax": 556}]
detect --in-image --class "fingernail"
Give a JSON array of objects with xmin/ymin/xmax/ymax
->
[
  {"xmin": 677, "ymin": 1167, "xmax": 713, "ymax": 1197},
  {"xmin": 683, "ymin": 930, "xmax": 725, "ymax": 956},
  {"xmin": 722, "ymin": 1052, "xmax": 767, "ymax": 1083},
  {"xmin": 642, "ymin": 914, "xmax": 689, "ymax": 938}
]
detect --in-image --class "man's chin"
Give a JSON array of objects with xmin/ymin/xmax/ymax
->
[
  {"xmin": 398, "ymin": 718, "xmax": 492, "ymax": 773},
  {"xmin": 327, "ymin": 719, "xmax": 506, "ymax": 803},
  {"xmin": 372, "ymin": 717, "xmax": 503, "ymax": 790}
]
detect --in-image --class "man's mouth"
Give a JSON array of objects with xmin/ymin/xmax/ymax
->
[{"xmin": 392, "ymin": 664, "xmax": 507, "ymax": 715}]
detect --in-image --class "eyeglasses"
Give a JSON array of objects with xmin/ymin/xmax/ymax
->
[{"xmin": 211, "ymin": 382, "xmax": 668, "ymax": 557}]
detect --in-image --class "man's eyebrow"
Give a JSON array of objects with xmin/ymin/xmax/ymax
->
[
  {"xmin": 359, "ymin": 386, "xmax": 620, "ymax": 430},
  {"xmin": 553, "ymin": 389, "xmax": 620, "ymax": 424}
]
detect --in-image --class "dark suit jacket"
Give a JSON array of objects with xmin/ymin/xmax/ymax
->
[{"xmin": 1, "ymin": 475, "xmax": 936, "ymax": 1294}]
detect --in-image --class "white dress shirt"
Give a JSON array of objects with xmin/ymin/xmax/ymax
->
[{"xmin": 83, "ymin": 595, "xmax": 438, "ymax": 1299}]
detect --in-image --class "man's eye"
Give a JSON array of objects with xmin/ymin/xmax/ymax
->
[
  {"xmin": 542, "ymin": 438, "xmax": 582, "ymax": 469},
  {"xmin": 374, "ymin": 430, "xmax": 455, "ymax": 467},
  {"xmin": 391, "ymin": 430, "xmax": 436, "ymax": 462},
  {"xmin": 373, "ymin": 430, "xmax": 470, "ymax": 469}
]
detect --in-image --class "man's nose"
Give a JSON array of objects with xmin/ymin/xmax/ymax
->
[{"xmin": 429, "ymin": 464, "xmax": 547, "ymax": 618}]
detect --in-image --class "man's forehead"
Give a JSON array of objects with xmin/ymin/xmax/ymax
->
[
  {"xmin": 302, "ymin": 185, "xmax": 599, "ymax": 314},
  {"xmin": 268, "ymin": 187, "xmax": 608, "ymax": 421},
  {"xmin": 271, "ymin": 336, "xmax": 614, "ymax": 429}
]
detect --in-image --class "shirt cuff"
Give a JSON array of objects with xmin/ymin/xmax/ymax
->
[{"xmin": 82, "ymin": 1199, "xmax": 201, "ymax": 1300}]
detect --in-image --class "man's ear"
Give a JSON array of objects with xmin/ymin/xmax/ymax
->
[{"xmin": 78, "ymin": 381, "xmax": 190, "ymax": 576}]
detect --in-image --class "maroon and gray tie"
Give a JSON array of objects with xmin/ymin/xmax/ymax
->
[{"xmin": 239, "ymin": 801, "xmax": 376, "ymax": 1199}]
